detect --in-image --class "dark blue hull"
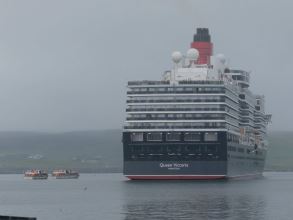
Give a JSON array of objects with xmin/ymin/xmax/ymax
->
[{"xmin": 123, "ymin": 131, "xmax": 266, "ymax": 180}]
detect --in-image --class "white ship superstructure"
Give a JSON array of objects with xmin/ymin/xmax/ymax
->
[{"xmin": 123, "ymin": 28, "xmax": 271, "ymax": 180}]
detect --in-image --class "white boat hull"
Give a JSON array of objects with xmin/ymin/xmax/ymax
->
[
  {"xmin": 54, "ymin": 174, "xmax": 79, "ymax": 179},
  {"xmin": 24, "ymin": 176, "xmax": 48, "ymax": 180}
]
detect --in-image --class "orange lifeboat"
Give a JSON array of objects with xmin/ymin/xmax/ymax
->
[{"xmin": 24, "ymin": 170, "xmax": 48, "ymax": 180}]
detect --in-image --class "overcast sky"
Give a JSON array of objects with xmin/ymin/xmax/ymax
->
[{"xmin": 0, "ymin": 0, "xmax": 292, "ymax": 131}]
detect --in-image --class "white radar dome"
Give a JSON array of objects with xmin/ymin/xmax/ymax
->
[
  {"xmin": 172, "ymin": 51, "xmax": 182, "ymax": 63},
  {"xmin": 186, "ymin": 48, "xmax": 199, "ymax": 61},
  {"xmin": 217, "ymin": 54, "xmax": 226, "ymax": 64}
]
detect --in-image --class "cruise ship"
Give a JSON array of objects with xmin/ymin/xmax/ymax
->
[{"xmin": 122, "ymin": 28, "xmax": 271, "ymax": 180}]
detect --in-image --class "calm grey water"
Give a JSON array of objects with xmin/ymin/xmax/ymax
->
[{"xmin": 0, "ymin": 172, "xmax": 292, "ymax": 220}]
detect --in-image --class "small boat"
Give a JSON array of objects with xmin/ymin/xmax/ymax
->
[
  {"xmin": 24, "ymin": 170, "xmax": 48, "ymax": 180},
  {"xmin": 52, "ymin": 169, "xmax": 79, "ymax": 179}
]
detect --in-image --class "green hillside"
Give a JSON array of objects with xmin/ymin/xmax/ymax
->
[
  {"xmin": 266, "ymin": 131, "xmax": 293, "ymax": 171},
  {"xmin": 0, "ymin": 130, "xmax": 291, "ymax": 173},
  {"xmin": 0, "ymin": 130, "xmax": 123, "ymax": 173}
]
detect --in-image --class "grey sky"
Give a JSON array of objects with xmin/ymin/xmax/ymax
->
[{"xmin": 0, "ymin": 0, "xmax": 291, "ymax": 131}]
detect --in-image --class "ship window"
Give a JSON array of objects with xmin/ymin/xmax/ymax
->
[
  {"xmin": 147, "ymin": 133, "xmax": 162, "ymax": 141},
  {"xmin": 227, "ymin": 133, "xmax": 231, "ymax": 141},
  {"xmin": 204, "ymin": 132, "xmax": 218, "ymax": 142},
  {"xmin": 184, "ymin": 132, "xmax": 201, "ymax": 141},
  {"xmin": 131, "ymin": 133, "xmax": 143, "ymax": 142},
  {"xmin": 228, "ymin": 146, "xmax": 236, "ymax": 152},
  {"xmin": 237, "ymin": 148, "xmax": 244, "ymax": 153},
  {"xmin": 238, "ymin": 75, "xmax": 244, "ymax": 81},
  {"xmin": 166, "ymin": 132, "xmax": 181, "ymax": 141}
]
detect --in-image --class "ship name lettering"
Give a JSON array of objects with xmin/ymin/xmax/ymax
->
[
  {"xmin": 173, "ymin": 163, "xmax": 189, "ymax": 168},
  {"xmin": 159, "ymin": 163, "xmax": 172, "ymax": 168},
  {"xmin": 159, "ymin": 163, "xmax": 189, "ymax": 168}
]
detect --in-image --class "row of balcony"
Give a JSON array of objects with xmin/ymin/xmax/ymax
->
[
  {"xmin": 126, "ymin": 116, "xmax": 226, "ymax": 121},
  {"xmin": 126, "ymin": 107, "xmax": 227, "ymax": 112},
  {"xmin": 126, "ymin": 99, "xmax": 226, "ymax": 103},
  {"xmin": 127, "ymin": 90, "xmax": 225, "ymax": 95},
  {"xmin": 124, "ymin": 125, "xmax": 227, "ymax": 129}
]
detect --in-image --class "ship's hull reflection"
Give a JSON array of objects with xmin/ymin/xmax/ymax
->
[{"xmin": 122, "ymin": 180, "xmax": 266, "ymax": 220}]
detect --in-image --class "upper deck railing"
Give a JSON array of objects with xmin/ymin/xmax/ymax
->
[
  {"xmin": 178, "ymin": 80, "xmax": 224, "ymax": 85},
  {"xmin": 128, "ymin": 81, "xmax": 170, "ymax": 86}
]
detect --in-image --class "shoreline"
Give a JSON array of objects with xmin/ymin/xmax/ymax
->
[{"xmin": 0, "ymin": 170, "xmax": 292, "ymax": 175}]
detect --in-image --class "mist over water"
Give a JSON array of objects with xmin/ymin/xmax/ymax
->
[
  {"xmin": 0, "ymin": 0, "xmax": 292, "ymax": 131},
  {"xmin": 0, "ymin": 1, "xmax": 292, "ymax": 220},
  {"xmin": 0, "ymin": 172, "xmax": 292, "ymax": 220}
]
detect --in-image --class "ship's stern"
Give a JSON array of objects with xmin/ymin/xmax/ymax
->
[{"xmin": 123, "ymin": 131, "xmax": 228, "ymax": 180}]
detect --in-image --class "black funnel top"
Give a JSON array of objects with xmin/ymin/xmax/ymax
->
[{"xmin": 193, "ymin": 28, "xmax": 211, "ymax": 42}]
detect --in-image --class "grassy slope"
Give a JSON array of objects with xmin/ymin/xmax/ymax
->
[
  {"xmin": 266, "ymin": 131, "xmax": 293, "ymax": 171},
  {"xmin": 0, "ymin": 130, "xmax": 291, "ymax": 173},
  {"xmin": 0, "ymin": 130, "xmax": 123, "ymax": 173}
]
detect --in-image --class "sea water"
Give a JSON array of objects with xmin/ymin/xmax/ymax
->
[{"xmin": 0, "ymin": 172, "xmax": 292, "ymax": 220}]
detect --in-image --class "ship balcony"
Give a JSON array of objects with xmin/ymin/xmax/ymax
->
[
  {"xmin": 254, "ymin": 122, "xmax": 265, "ymax": 127},
  {"xmin": 239, "ymin": 122, "xmax": 255, "ymax": 128},
  {"xmin": 254, "ymin": 123, "xmax": 266, "ymax": 129},
  {"xmin": 239, "ymin": 116, "xmax": 254, "ymax": 121},
  {"xmin": 236, "ymin": 80, "xmax": 249, "ymax": 88},
  {"xmin": 254, "ymin": 113, "xmax": 264, "ymax": 118},
  {"xmin": 265, "ymin": 114, "xmax": 272, "ymax": 123},
  {"xmin": 230, "ymin": 70, "xmax": 250, "ymax": 88},
  {"xmin": 239, "ymin": 119, "xmax": 253, "ymax": 123},
  {"xmin": 239, "ymin": 111, "xmax": 251, "ymax": 116},
  {"xmin": 240, "ymin": 109, "xmax": 251, "ymax": 114},
  {"xmin": 254, "ymin": 118, "xmax": 265, "ymax": 123},
  {"xmin": 239, "ymin": 106, "xmax": 250, "ymax": 110},
  {"xmin": 239, "ymin": 113, "xmax": 252, "ymax": 117},
  {"xmin": 239, "ymin": 101, "xmax": 248, "ymax": 106}
]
